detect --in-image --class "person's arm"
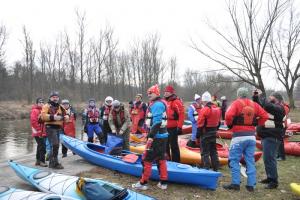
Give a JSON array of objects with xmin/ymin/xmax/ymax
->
[
  {"xmin": 108, "ymin": 110, "xmax": 116, "ymax": 133},
  {"xmin": 187, "ymin": 106, "xmax": 196, "ymax": 123},
  {"xmin": 31, "ymin": 109, "xmax": 42, "ymax": 133},
  {"xmin": 256, "ymin": 103, "xmax": 269, "ymax": 126}
]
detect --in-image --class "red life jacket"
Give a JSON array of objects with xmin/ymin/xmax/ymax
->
[
  {"xmin": 63, "ymin": 108, "xmax": 76, "ymax": 137},
  {"xmin": 87, "ymin": 107, "xmax": 100, "ymax": 123},
  {"xmin": 131, "ymin": 101, "xmax": 145, "ymax": 120},
  {"xmin": 191, "ymin": 103, "xmax": 202, "ymax": 118},
  {"xmin": 233, "ymin": 99, "xmax": 257, "ymax": 126},
  {"xmin": 103, "ymin": 105, "xmax": 112, "ymax": 121},
  {"xmin": 199, "ymin": 104, "xmax": 221, "ymax": 128},
  {"xmin": 166, "ymin": 96, "xmax": 183, "ymax": 120}
]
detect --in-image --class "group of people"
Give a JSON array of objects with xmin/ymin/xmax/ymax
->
[
  {"xmin": 30, "ymin": 92, "xmax": 76, "ymax": 169},
  {"xmin": 30, "ymin": 84, "xmax": 289, "ymax": 192}
]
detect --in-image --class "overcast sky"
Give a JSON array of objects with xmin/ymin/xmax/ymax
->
[{"xmin": 0, "ymin": 0, "xmax": 295, "ymax": 89}]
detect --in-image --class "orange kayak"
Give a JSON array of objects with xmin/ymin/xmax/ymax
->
[
  {"xmin": 129, "ymin": 142, "xmax": 228, "ymax": 166},
  {"xmin": 179, "ymin": 138, "xmax": 262, "ymax": 164}
]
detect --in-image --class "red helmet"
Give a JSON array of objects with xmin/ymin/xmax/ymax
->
[
  {"xmin": 164, "ymin": 85, "xmax": 175, "ymax": 93},
  {"xmin": 147, "ymin": 84, "xmax": 160, "ymax": 96}
]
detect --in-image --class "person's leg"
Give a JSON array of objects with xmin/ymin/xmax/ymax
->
[
  {"xmin": 200, "ymin": 137, "xmax": 211, "ymax": 169},
  {"xmin": 46, "ymin": 127, "xmax": 56, "ymax": 167},
  {"xmin": 62, "ymin": 144, "xmax": 68, "ymax": 157},
  {"xmin": 169, "ymin": 127, "xmax": 180, "ymax": 162},
  {"xmin": 277, "ymin": 139, "xmax": 285, "ymax": 160},
  {"xmin": 262, "ymin": 137, "xmax": 280, "ymax": 188},
  {"xmin": 209, "ymin": 137, "xmax": 219, "ymax": 171},
  {"xmin": 243, "ymin": 140, "xmax": 256, "ymax": 187},
  {"xmin": 87, "ymin": 124, "xmax": 94, "ymax": 143},
  {"xmin": 122, "ymin": 130, "xmax": 130, "ymax": 151},
  {"xmin": 94, "ymin": 124, "xmax": 103, "ymax": 144},
  {"xmin": 34, "ymin": 137, "xmax": 41, "ymax": 165},
  {"xmin": 228, "ymin": 138, "xmax": 243, "ymax": 186},
  {"xmin": 39, "ymin": 137, "xmax": 46, "ymax": 164}
]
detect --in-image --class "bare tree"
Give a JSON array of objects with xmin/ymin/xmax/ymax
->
[
  {"xmin": 191, "ymin": 0, "xmax": 288, "ymax": 95},
  {"xmin": 0, "ymin": 24, "xmax": 7, "ymax": 67},
  {"xmin": 169, "ymin": 56, "xmax": 177, "ymax": 84},
  {"xmin": 65, "ymin": 32, "xmax": 78, "ymax": 89},
  {"xmin": 22, "ymin": 26, "xmax": 36, "ymax": 103},
  {"xmin": 76, "ymin": 9, "xmax": 87, "ymax": 100},
  {"xmin": 268, "ymin": 1, "xmax": 300, "ymax": 108}
]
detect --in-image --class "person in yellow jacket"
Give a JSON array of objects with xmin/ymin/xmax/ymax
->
[{"xmin": 41, "ymin": 91, "xmax": 69, "ymax": 169}]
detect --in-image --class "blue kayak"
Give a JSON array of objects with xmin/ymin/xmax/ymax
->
[
  {"xmin": 61, "ymin": 135, "xmax": 222, "ymax": 190},
  {"xmin": 8, "ymin": 161, "xmax": 155, "ymax": 200},
  {"xmin": 0, "ymin": 186, "xmax": 77, "ymax": 200}
]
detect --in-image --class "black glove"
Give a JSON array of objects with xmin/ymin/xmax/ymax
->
[{"xmin": 177, "ymin": 127, "xmax": 182, "ymax": 135}]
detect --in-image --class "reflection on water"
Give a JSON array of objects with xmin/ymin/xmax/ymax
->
[{"xmin": 0, "ymin": 119, "xmax": 83, "ymax": 160}]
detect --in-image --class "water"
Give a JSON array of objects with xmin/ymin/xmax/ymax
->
[{"xmin": 0, "ymin": 119, "xmax": 84, "ymax": 160}]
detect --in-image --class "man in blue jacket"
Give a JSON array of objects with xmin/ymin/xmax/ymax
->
[
  {"xmin": 132, "ymin": 84, "xmax": 168, "ymax": 190},
  {"xmin": 187, "ymin": 94, "xmax": 202, "ymax": 147}
]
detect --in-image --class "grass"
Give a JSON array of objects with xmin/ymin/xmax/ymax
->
[{"xmin": 77, "ymin": 108, "xmax": 300, "ymax": 200}]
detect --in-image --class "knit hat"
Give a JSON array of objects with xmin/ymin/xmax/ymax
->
[
  {"xmin": 202, "ymin": 91, "xmax": 212, "ymax": 102},
  {"xmin": 88, "ymin": 98, "xmax": 96, "ymax": 103},
  {"xmin": 61, "ymin": 99, "xmax": 70, "ymax": 104},
  {"xmin": 112, "ymin": 100, "xmax": 121, "ymax": 108},
  {"xmin": 237, "ymin": 87, "xmax": 249, "ymax": 98},
  {"xmin": 194, "ymin": 94, "xmax": 201, "ymax": 101},
  {"xmin": 147, "ymin": 84, "xmax": 160, "ymax": 96},
  {"xmin": 36, "ymin": 97, "xmax": 44, "ymax": 104},
  {"xmin": 136, "ymin": 94, "xmax": 143, "ymax": 98},
  {"xmin": 49, "ymin": 91, "xmax": 59, "ymax": 98},
  {"xmin": 270, "ymin": 92, "xmax": 283, "ymax": 102},
  {"xmin": 164, "ymin": 85, "xmax": 175, "ymax": 93}
]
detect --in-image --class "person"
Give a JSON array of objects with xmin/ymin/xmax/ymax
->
[
  {"xmin": 223, "ymin": 87, "xmax": 268, "ymax": 191},
  {"xmin": 132, "ymin": 84, "xmax": 168, "ymax": 190},
  {"xmin": 186, "ymin": 94, "xmax": 202, "ymax": 148},
  {"xmin": 220, "ymin": 96, "xmax": 227, "ymax": 120},
  {"xmin": 30, "ymin": 97, "xmax": 47, "ymax": 167},
  {"xmin": 277, "ymin": 103, "xmax": 290, "ymax": 161},
  {"xmin": 212, "ymin": 95, "xmax": 221, "ymax": 107},
  {"xmin": 99, "ymin": 96, "xmax": 114, "ymax": 144},
  {"xmin": 41, "ymin": 91, "xmax": 69, "ymax": 169},
  {"xmin": 253, "ymin": 90, "xmax": 289, "ymax": 189},
  {"xmin": 164, "ymin": 85, "xmax": 185, "ymax": 162},
  {"xmin": 82, "ymin": 98, "xmax": 102, "ymax": 143},
  {"xmin": 108, "ymin": 100, "xmax": 131, "ymax": 150},
  {"xmin": 130, "ymin": 94, "xmax": 147, "ymax": 134},
  {"xmin": 61, "ymin": 99, "xmax": 76, "ymax": 157},
  {"xmin": 197, "ymin": 91, "xmax": 221, "ymax": 171}
]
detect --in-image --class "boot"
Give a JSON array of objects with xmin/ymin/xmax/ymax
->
[
  {"xmin": 223, "ymin": 184, "xmax": 240, "ymax": 191},
  {"xmin": 35, "ymin": 161, "xmax": 40, "ymax": 166},
  {"xmin": 39, "ymin": 162, "xmax": 48, "ymax": 167},
  {"xmin": 53, "ymin": 163, "xmax": 64, "ymax": 169}
]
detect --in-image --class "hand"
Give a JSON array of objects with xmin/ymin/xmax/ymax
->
[
  {"xmin": 111, "ymin": 130, "xmax": 117, "ymax": 135},
  {"xmin": 119, "ymin": 130, "xmax": 124, "ymax": 135},
  {"xmin": 177, "ymin": 127, "xmax": 182, "ymax": 135},
  {"xmin": 64, "ymin": 115, "xmax": 70, "ymax": 121},
  {"xmin": 145, "ymin": 138, "xmax": 153, "ymax": 150},
  {"xmin": 54, "ymin": 115, "xmax": 63, "ymax": 121}
]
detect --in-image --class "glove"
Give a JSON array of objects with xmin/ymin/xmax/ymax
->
[
  {"xmin": 54, "ymin": 115, "xmax": 63, "ymax": 121},
  {"xmin": 119, "ymin": 130, "xmax": 124, "ymax": 135},
  {"xmin": 177, "ymin": 127, "xmax": 182, "ymax": 135},
  {"xmin": 64, "ymin": 115, "xmax": 70, "ymax": 121},
  {"xmin": 111, "ymin": 130, "xmax": 117, "ymax": 135}
]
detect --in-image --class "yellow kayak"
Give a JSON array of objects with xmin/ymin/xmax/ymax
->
[
  {"xmin": 129, "ymin": 142, "xmax": 228, "ymax": 166},
  {"xmin": 290, "ymin": 183, "xmax": 300, "ymax": 196}
]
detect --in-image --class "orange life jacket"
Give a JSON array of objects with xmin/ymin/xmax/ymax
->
[{"xmin": 131, "ymin": 101, "xmax": 145, "ymax": 120}]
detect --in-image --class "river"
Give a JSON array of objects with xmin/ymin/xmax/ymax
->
[{"xmin": 0, "ymin": 119, "xmax": 83, "ymax": 160}]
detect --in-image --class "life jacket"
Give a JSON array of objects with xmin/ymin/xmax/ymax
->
[
  {"xmin": 264, "ymin": 102, "xmax": 289, "ymax": 129},
  {"xmin": 190, "ymin": 103, "xmax": 202, "ymax": 121},
  {"xmin": 233, "ymin": 99, "xmax": 257, "ymax": 126},
  {"xmin": 145, "ymin": 98, "xmax": 168, "ymax": 128},
  {"xmin": 111, "ymin": 106, "xmax": 125, "ymax": 127},
  {"xmin": 166, "ymin": 95, "xmax": 183, "ymax": 120},
  {"xmin": 131, "ymin": 101, "xmax": 145, "ymax": 120},
  {"xmin": 202, "ymin": 104, "xmax": 221, "ymax": 128},
  {"xmin": 87, "ymin": 107, "xmax": 100, "ymax": 123},
  {"xmin": 103, "ymin": 105, "xmax": 112, "ymax": 121}
]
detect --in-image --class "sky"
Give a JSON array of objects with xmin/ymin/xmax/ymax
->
[{"xmin": 0, "ymin": 0, "xmax": 294, "ymax": 89}]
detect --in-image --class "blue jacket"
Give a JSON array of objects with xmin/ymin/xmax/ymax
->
[{"xmin": 148, "ymin": 99, "xmax": 168, "ymax": 139}]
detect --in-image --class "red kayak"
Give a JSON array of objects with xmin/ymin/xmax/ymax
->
[
  {"xmin": 287, "ymin": 123, "xmax": 300, "ymax": 133},
  {"xmin": 179, "ymin": 138, "xmax": 262, "ymax": 164},
  {"xmin": 216, "ymin": 130, "xmax": 233, "ymax": 139},
  {"xmin": 256, "ymin": 140, "xmax": 300, "ymax": 156}
]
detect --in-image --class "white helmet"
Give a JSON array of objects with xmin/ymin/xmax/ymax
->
[
  {"xmin": 194, "ymin": 94, "xmax": 201, "ymax": 101},
  {"xmin": 105, "ymin": 96, "xmax": 114, "ymax": 106}
]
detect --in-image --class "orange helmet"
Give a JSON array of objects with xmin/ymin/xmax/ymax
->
[{"xmin": 147, "ymin": 84, "xmax": 160, "ymax": 96}]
